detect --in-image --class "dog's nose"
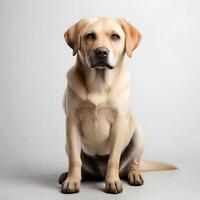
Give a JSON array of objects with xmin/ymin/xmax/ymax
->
[{"xmin": 95, "ymin": 47, "xmax": 109, "ymax": 59}]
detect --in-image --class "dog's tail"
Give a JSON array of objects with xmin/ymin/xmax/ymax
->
[{"xmin": 140, "ymin": 160, "xmax": 177, "ymax": 171}]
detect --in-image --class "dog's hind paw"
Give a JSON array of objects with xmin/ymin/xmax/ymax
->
[
  {"xmin": 128, "ymin": 172, "xmax": 144, "ymax": 186},
  {"xmin": 58, "ymin": 171, "xmax": 68, "ymax": 185}
]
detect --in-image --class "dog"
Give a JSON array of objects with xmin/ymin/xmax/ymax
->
[{"xmin": 59, "ymin": 17, "xmax": 177, "ymax": 194}]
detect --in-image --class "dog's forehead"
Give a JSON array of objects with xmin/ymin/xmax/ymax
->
[{"xmin": 83, "ymin": 18, "xmax": 124, "ymax": 35}]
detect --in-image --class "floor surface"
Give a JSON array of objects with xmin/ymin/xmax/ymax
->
[{"xmin": 0, "ymin": 162, "xmax": 200, "ymax": 200}]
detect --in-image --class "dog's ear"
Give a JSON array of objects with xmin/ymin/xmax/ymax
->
[
  {"xmin": 64, "ymin": 19, "xmax": 87, "ymax": 56},
  {"xmin": 119, "ymin": 19, "xmax": 142, "ymax": 58}
]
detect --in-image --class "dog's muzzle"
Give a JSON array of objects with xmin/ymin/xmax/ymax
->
[{"xmin": 90, "ymin": 47, "xmax": 113, "ymax": 69}]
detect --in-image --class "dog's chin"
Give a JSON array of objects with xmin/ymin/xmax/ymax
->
[{"xmin": 91, "ymin": 62, "xmax": 114, "ymax": 69}]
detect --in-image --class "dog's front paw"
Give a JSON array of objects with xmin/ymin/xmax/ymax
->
[
  {"xmin": 105, "ymin": 179, "xmax": 123, "ymax": 194},
  {"xmin": 61, "ymin": 177, "xmax": 80, "ymax": 194},
  {"xmin": 128, "ymin": 172, "xmax": 144, "ymax": 186}
]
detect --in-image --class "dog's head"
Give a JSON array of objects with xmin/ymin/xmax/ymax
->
[{"xmin": 64, "ymin": 18, "xmax": 142, "ymax": 69}]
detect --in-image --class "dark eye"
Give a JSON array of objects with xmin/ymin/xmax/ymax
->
[
  {"xmin": 111, "ymin": 33, "xmax": 120, "ymax": 40},
  {"xmin": 86, "ymin": 33, "xmax": 96, "ymax": 40}
]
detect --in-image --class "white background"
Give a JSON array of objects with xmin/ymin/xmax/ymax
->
[{"xmin": 0, "ymin": 0, "xmax": 200, "ymax": 199}]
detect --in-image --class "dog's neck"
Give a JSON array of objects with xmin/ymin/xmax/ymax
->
[
  {"xmin": 76, "ymin": 55, "xmax": 121, "ymax": 94},
  {"xmin": 67, "ymin": 55, "xmax": 129, "ymax": 106}
]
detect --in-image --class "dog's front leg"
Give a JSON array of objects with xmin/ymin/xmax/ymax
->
[
  {"xmin": 61, "ymin": 116, "xmax": 82, "ymax": 194},
  {"xmin": 105, "ymin": 116, "xmax": 126, "ymax": 194}
]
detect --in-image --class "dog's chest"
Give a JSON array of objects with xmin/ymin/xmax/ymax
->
[{"xmin": 77, "ymin": 100, "xmax": 117, "ymax": 155}]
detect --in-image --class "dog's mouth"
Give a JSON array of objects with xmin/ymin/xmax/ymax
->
[{"xmin": 91, "ymin": 62, "xmax": 114, "ymax": 69}]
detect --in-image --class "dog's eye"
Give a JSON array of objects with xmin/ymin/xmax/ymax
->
[
  {"xmin": 111, "ymin": 33, "xmax": 120, "ymax": 40},
  {"xmin": 86, "ymin": 33, "xmax": 96, "ymax": 40}
]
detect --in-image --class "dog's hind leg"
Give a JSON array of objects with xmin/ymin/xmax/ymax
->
[{"xmin": 126, "ymin": 123, "xmax": 144, "ymax": 186}]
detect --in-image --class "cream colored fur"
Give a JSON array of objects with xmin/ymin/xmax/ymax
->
[{"xmin": 60, "ymin": 17, "xmax": 177, "ymax": 194}]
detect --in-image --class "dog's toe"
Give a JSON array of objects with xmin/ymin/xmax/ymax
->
[
  {"xmin": 61, "ymin": 180, "xmax": 80, "ymax": 194},
  {"xmin": 105, "ymin": 180, "xmax": 123, "ymax": 194}
]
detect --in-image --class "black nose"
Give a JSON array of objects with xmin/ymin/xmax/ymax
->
[{"xmin": 95, "ymin": 47, "xmax": 109, "ymax": 59}]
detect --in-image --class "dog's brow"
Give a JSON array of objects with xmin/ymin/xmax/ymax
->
[
  {"xmin": 111, "ymin": 31, "xmax": 119, "ymax": 34},
  {"xmin": 84, "ymin": 31, "xmax": 95, "ymax": 34}
]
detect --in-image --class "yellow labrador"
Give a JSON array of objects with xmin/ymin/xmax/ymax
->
[{"xmin": 59, "ymin": 17, "xmax": 177, "ymax": 194}]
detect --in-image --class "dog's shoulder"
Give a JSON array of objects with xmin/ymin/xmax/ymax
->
[{"xmin": 66, "ymin": 66, "xmax": 87, "ymax": 101}]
